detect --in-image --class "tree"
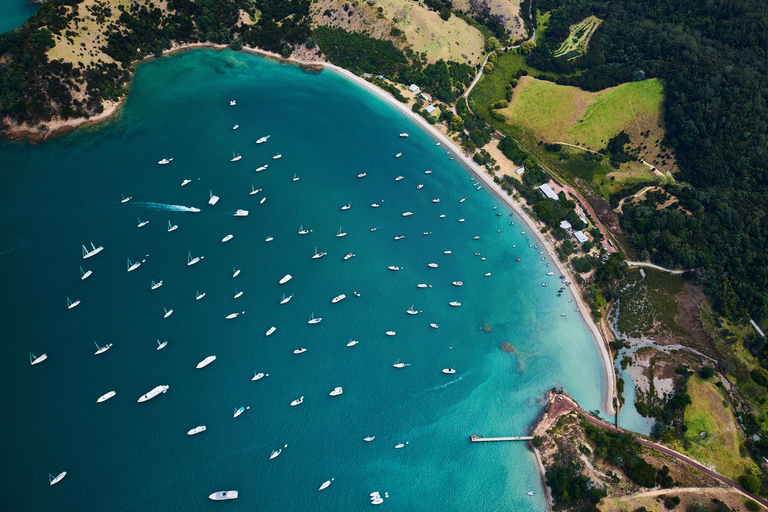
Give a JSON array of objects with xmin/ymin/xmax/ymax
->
[
  {"xmin": 562, "ymin": 239, "xmax": 574, "ymax": 256},
  {"xmin": 486, "ymin": 37, "xmax": 500, "ymax": 52},
  {"xmin": 483, "ymin": 62, "xmax": 494, "ymax": 73},
  {"xmin": 740, "ymin": 473, "xmax": 760, "ymax": 493},
  {"xmin": 439, "ymin": 7, "xmax": 450, "ymax": 20},
  {"xmin": 449, "ymin": 115, "xmax": 464, "ymax": 130},
  {"xmin": 751, "ymin": 367, "xmax": 768, "ymax": 387},
  {"xmin": 520, "ymin": 41, "xmax": 536, "ymax": 54},
  {"xmin": 532, "ymin": 435, "xmax": 543, "ymax": 447}
]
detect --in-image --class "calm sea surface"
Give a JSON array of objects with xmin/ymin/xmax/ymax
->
[
  {"xmin": 0, "ymin": 49, "xmax": 608, "ymax": 511},
  {"xmin": 0, "ymin": 0, "xmax": 38, "ymax": 33}
]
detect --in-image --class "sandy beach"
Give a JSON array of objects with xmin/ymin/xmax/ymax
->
[{"xmin": 2, "ymin": 42, "xmax": 616, "ymax": 414}]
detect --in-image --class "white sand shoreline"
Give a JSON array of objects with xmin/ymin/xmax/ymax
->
[{"xmin": 3, "ymin": 42, "xmax": 616, "ymax": 414}]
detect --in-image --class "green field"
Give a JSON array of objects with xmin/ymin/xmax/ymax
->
[
  {"xmin": 554, "ymin": 15, "xmax": 602, "ymax": 59},
  {"xmin": 680, "ymin": 376, "xmax": 752, "ymax": 479}
]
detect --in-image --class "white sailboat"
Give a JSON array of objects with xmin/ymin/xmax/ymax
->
[
  {"xmin": 312, "ymin": 247, "xmax": 326, "ymax": 259},
  {"xmin": 308, "ymin": 313, "xmax": 322, "ymax": 324},
  {"xmin": 187, "ymin": 251, "xmax": 200, "ymax": 266},
  {"xmin": 156, "ymin": 340, "xmax": 167, "ymax": 350},
  {"xmin": 79, "ymin": 266, "xmax": 92, "ymax": 280},
  {"xmin": 393, "ymin": 359, "xmax": 410, "ymax": 368},
  {"xmin": 151, "ymin": 279, "xmax": 163, "ymax": 290},
  {"xmin": 137, "ymin": 218, "xmax": 149, "ymax": 228},
  {"xmin": 406, "ymin": 305, "xmax": 418, "ymax": 315},
  {"xmin": 272, "ymin": 153, "xmax": 282, "ymax": 160},
  {"xmin": 336, "ymin": 227, "xmax": 347, "ymax": 237},
  {"xmin": 29, "ymin": 352, "xmax": 47, "ymax": 365},
  {"xmin": 121, "ymin": 194, "xmax": 131, "ymax": 203},
  {"xmin": 196, "ymin": 291, "xmax": 205, "ymax": 300},
  {"xmin": 233, "ymin": 268, "xmax": 241, "ymax": 277},
  {"xmin": 94, "ymin": 342, "xmax": 112, "ymax": 355},
  {"xmin": 230, "ymin": 151, "xmax": 242, "ymax": 162},
  {"xmin": 234, "ymin": 290, "xmax": 243, "ymax": 299},
  {"xmin": 208, "ymin": 190, "xmax": 219, "ymax": 205},
  {"xmin": 127, "ymin": 257, "xmax": 141, "ymax": 272},
  {"xmin": 168, "ymin": 220, "xmax": 178, "ymax": 232},
  {"xmin": 249, "ymin": 186, "xmax": 261, "ymax": 195},
  {"xmin": 49, "ymin": 472, "xmax": 67, "ymax": 486},
  {"xmin": 67, "ymin": 296, "xmax": 80, "ymax": 309},
  {"xmin": 256, "ymin": 135, "xmax": 270, "ymax": 144},
  {"xmin": 163, "ymin": 308, "xmax": 173, "ymax": 318},
  {"xmin": 181, "ymin": 179, "xmax": 191, "ymax": 186},
  {"xmin": 280, "ymin": 294, "xmax": 293, "ymax": 304},
  {"xmin": 256, "ymin": 164, "xmax": 268, "ymax": 172},
  {"xmin": 82, "ymin": 242, "xmax": 104, "ymax": 259},
  {"xmin": 319, "ymin": 478, "xmax": 334, "ymax": 490},
  {"xmin": 292, "ymin": 174, "xmax": 299, "ymax": 182}
]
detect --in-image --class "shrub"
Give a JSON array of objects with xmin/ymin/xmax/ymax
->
[
  {"xmin": 745, "ymin": 499, "xmax": 761, "ymax": 511},
  {"xmin": 740, "ymin": 474, "xmax": 760, "ymax": 493},
  {"xmin": 699, "ymin": 366, "xmax": 715, "ymax": 379}
]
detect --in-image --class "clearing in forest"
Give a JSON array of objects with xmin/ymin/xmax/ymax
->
[{"xmin": 554, "ymin": 15, "xmax": 602, "ymax": 59}]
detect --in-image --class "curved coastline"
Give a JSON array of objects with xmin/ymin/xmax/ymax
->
[{"xmin": 3, "ymin": 42, "xmax": 616, "ymax": 414}]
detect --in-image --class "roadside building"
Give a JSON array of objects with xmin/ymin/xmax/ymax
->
[
  {"xmin": 408, "ymin": 84, "xmax": 420, "ymax": 93},
  {"xmin": 574, "ymin": 230, "xmax": 589, "ymax": 245},
  {"xmin": 515, "ymin": 166, "xmax": 526, "ymax": 175},
  {"xmin": 420, "ymin": 92, "xmax": 432, "ymax": 102},
  {"xmin": 537, "ymin": 183, "xmax": 559, "ymax": 201},
  {"xmin": 424, "ymin": 105, "xmax": 437, "ymax": 114},
  {"xmin": 559, "ymin": 220, "xmax": 572, "ymax": 231}
]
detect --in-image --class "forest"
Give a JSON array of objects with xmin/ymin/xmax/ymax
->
[{"xmin": 522, "ymin": 0, "xmax": 768, "ymax": 323}]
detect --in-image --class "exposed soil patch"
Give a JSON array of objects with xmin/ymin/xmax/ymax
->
[{"xmin": 675, "ymin": 282, "xmax": 718, "ymax": 358}]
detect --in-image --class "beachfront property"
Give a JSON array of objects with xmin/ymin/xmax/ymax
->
[
  {"xmin": 537, "ymin": 183, "xmax": 559, "ymax": 201},
  {"xmin": 425, "ymin": 105, "xmax": 437, "ymax": 114},
  {"xmin": 560, "ymin": 220, "xmax": 572, "ymax": 231},
  {"xmin": 408, "ymin": 84, "xmax": 421, "ymax": 93},
  {"xmin": 574, "ymin": 230, "xmax": 589, "ymax": 245},
  {"xmin": 515, "ymin": 166, "xmax": 526, "ymax": 175}
]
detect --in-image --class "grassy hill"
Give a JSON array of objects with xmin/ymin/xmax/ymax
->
[{"xmin": 553, "ymin": 15, "xmax": 601, "ymax": 59}]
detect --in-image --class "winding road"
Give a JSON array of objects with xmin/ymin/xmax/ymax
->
[{"xmin": 625, "ymin": 261, "xmax": 692, "ymax": 274}]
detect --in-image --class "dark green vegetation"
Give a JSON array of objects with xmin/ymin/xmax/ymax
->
[
  {"xmin": 313, "ymin": 27, "xmax": 407, "ymax": 77},
  {"xmin": 0, "ymin": 0, "xmax": 311, "ymax": 125}
]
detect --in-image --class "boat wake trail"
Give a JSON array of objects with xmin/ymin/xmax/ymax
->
[
  {"xmin": 425, "ymin": 373, "xmax": 467, "ymax": 392},
  {"xmin": 135, "ymin": 202, "xmax": 196, "ymax": 212}
]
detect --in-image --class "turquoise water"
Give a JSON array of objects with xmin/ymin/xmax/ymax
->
[
  {"xmin": 0, "ymin": 0, "xmax": 38, "ymax": 33},
  {"xmin": 0, "ymin": 49, "xmax": 608, "ymax": 511}
]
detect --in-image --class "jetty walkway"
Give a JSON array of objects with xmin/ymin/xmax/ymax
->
[{"xmin": 470, "ymin": 435, "xmax": 534, "ymax": 442}]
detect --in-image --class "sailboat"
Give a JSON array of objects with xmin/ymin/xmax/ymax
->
[
  {"xmin": 292, "ymin": 174, "xmax": 299, "ymax": 182},
  {"xmin": 121, "ymin": 194, "xmax": 131, "ymax": 203},
  {"xmin": 187, "ymin": 251, "xmax": 200, "ymax": 266},
  {"xmin": 82, "ymin": 242, "xmax": 104, "ymax": 259},
  {"xmin": 127, "ymin": 257, "xmax": 141, "ymax": 272},
  {"xmin": 67, "ymin": 296, "xmax": 80, "ymax": 309},
  {"xmin": 29, "ymin": 352, "xmax": 47, "ymax": 365},
  {"xmin": 79, "ymin": 266, "xmax": 92, "ymax": 280},
  {"xmin": 308, "ymin": 313, "xmax": 322, "ymax": 324},
  {"xmin": 156, "ymin": 340, "xmax": 167, "ymax": 350},
  {"xmin": 137, "ymin": 218, "xmax": 149, "ymax": 228},
  {"xmin": 336, "ymin": 227, "xmax": 347, "ymax": 237},
  {"xmin": 406, "ymin": 305, "xmax": 419, "ymax": 315},
  {"xmin": 168, "ymin": 220, "xmax": 178, "ymax": 232},
  {"xmin": 270, "ymin": 445, "xmax": 287, "ymax": 459},
  {"xmin": 311, "ymin": 247, "xmax": 325, "ymax": 259},
  {"xmin": 393, "ymin": 359, "xmax": 410, "ymax": 368},
  {"xmin": 319, "ymin": 478, "xmax": 334, "ymax": 491},
  {"xmin": 249, "ymin": 186, "xmax": 261, "ymax": 195},
  {"xmin": 230, "ymin": 151, "xmax": 242, "ymax": 162},
  {"xmin": 280, "ymin": 294, "xmax": 293, "ymax": 304},
  {"xmin": 208, "ymin": 190, "xmax": 219, "ymax": 206},
  {"xmin": 49, "ymin": 472, "xmax": 67, "ymax": 486},
  {"xmin": 94, "ymin": 341, "xmax": 112, "ymax": 355},
  {"xmin": 151, "ymin": 280, "xmax": 163, "ymax": 290},
  {"xmin": 163, "ymin": 308, "xmax": 173, "ymax": 318},
  {"xmin": 196, "ymin": 291, "xmax": 205, "ymax": 300}
]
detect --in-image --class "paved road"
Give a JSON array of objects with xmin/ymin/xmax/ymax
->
[
  {"xmin": 625, "ymin": 261, "xmax": 691, "ymax": 274},
  {"xmin": 577, "ymin": 410, "xmax": 768, "ymax": 508}
]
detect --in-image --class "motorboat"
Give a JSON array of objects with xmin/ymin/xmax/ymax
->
[
  {"xmin": 395, "ymin": 176, "xmax": 404, "ymax": 181},
  {"xmin": 137, "ymin": 218, "xmax": 149, "ymax": 228},
  {"xmin": 417, "ymin": 284, "xmax": 428, "ymax": 288},
  {"xmin": 402, "ymin": 211, "xmax": 413, "ymax": 216},
  {"xmin": 256, "ymin": 165, "xmax": 268, "ymax": 172},
  {"xmin": 163, "ymin": 308, "xmax": 173, "ymax": 318},
  {"xmin": 319, "ymin": 479, "xmax": 334, "ymax": 491},
  {"xmin": 428, "ymin": 263, "xmax": 438, "ymax": 268},
  {"xmin": 547, "ymin": 271, "xmax": 554, "ymax": 276},
  {"xmin": 290, "ymin": 396, "xmax": 304, "ymax": 406},
  {"xmin": 158, "ymin": 158, "xmax": 173, "ymax": 165},
  {"xmin": 82, "ymin": 242, "xmax": 104, "ymax": 259},
  {"xmin": 388, "ymin": 266, "xmax": 400, "ymax": 271},
  {"xmin": 138, "ymin": 385, "xmax": 169, "ymax": 402},
  {"xmin": 266, "ymin": 326, "xmax": 276, "ymax": 336},
  {"xmin": 432, "ymin": 198, "xmax": 440, "ymax": 203},
  {"xmin": 222, "ymin": 234, "xmax": 234, "ymax": 243},
  {"xmin": 279, "ymin": 274, "xmax": 292, "ymax": 284},
  {"xmin": 233, "ymin": 268, "xmax": 240, "ymax": 277},
  {"xmin": 371, "ymin": 203, "xmax": 380, "ymax": 208},
  {"xmin": 473, "ymin": 236, "xmax": 480, "ymax": 240},
  {"xmin": 188, "ymin": 206, "xmax": 200, "ymax": 212},
  {"xmin": 442, "ymin": 368, "xmax": 456, "ymax": 374},
  {"xmin": 293, "ymin": 348, "xmax": 306, "ymax": 354},
  {"xmin": 234, "ymin": 209, "xmax": 249, "ymax": 217},
  {"xmin": 357, "ymin": 172, "xmax": 367, "ymax": 178},
  {"xmin": 308, "ymin": 313, "xmax": 322, "ymax": 324},
  {"xmin": 395, "ymin": 152, "xmax": 402, "ymax": 158},
  {"xmin": 94, "ymin": 342, "xmax": 112, "ymax": 355},
  {"xmin": 312, "ymin": 247, "xmax": 326, "ymax": 259},
  {"xmin": 346, "ymin": 339, "xmax": 358, "ymax": 347},
  {"xmin": 444, "ymin": 250, "xmax": 452, "ymax": 254},
  {"xmin": 265, "ymin": 236, "xmax": 273, "ymax": 242},
  {"xmin": 298, "ymin": 225, "xmax": 310, "ymax": 235},
  {"xmin": 225, "ymin": 312, "xmax": 242, "ymax": 319},
  {"xmin": 260, "ymin": 197, "xmax": 266, "ymax": 204},
  {"xmin": 406, "ymin": 305, "xmax": 418, "ymax": 315},
  {"xmin": 230, "ymin": 100, "xmax": 236, "ymax": 105},
  {"xmin": 460, "ymin": 197, "xmax": 467, "ymax": 203},
  {"xmin": 196, "ymin": 355, "xmax": 216, "ymax": 369},
  {"xmin": 232, "ymin": 124, "xmax": 239, "ymax": 130},
  {"xmin": 452, "ymin": 281, "xmax": 463, "ymax": 287},
  {"xmin": 425, "ymin": 169, "xmax": 433, "ymax": 174},
  {"xmin": 336, "ymin": 227, "xmax": 347, "ymax": 237},
  {"xmin": 196, "ymin": 291, "xmax": 205, "ymax": 300},
  {"xmin": 430, "ymin": 323, "xmax": 438, "ymax": 329},
  {"xmin": 234, "ymin": 290, "xmax": 243, "ymax": 299},
  {"xmin": 210, "ymin": 491, "xmax": 238, "ymax": 501},
  {"xmin": 80, "ymin": 266, "xmax": 92, "ymax": 280},
  {"xmin": 49, "ymin": 472, "xmax": 67, "ymax": 486},
  {"xmin": 188, "ymin": 426, "xmax": 206, "ymax": 435},
  {"xmin": 29, "ymin": 352, "xmax": 47, "ymax": 365},
  {"xmin": 330, "ymin": 387, "xmax": 343, "ymax": 396},
  {"xmin": 395, "ymin": 443, "xmax": 405, "ymax": 449},
  {"xmin": 458, "ymin": 218, "xmax": 465, "ymax": 222},
  {"xmin": 416, "ymin": 184, "xmax": 423, "ymax": 189},
  {"xmin": 439, "ymin": 214, "xmax": 446, "ymax": 218},
  {"xmin": 344, "ymin": 253, "xmax": 355, "ymax": 260},
  {"xmin": 280, "ymin": 294, "xmax": 293, "ymax": 304},
  {"xmin": 394, "ymin": 235, "xmax": 405, "ymax": 240},
  {"xmin": 272, "ymin": 153, "xmax": 282, "ymax": 160},
  {"xmin": 181, "ymin": 179, "xmax": 191, "ymax": 186},
  {"xmin": 168, "ymin": 220, "xmax": 178, "ymax": 232},
  {"xmin": 449, "ymin": 301, "xmax": 461, "ymax": 307},
  {"xmin": 364, "ymin": 436, "xmax": 375, "ymax": 442},
  {"xmin": 292, "ymin": 174, "xmax": 299, "ymax": 181},
  {"xmin": 252, "ymin": 372, "xmax": 265, "ymax": 381},
  {"xmin": 332, "ymin": 294, "xmax": 346, "ymax": 304},
  {"xmin": 97, "ymin": 391, "xmax": 116, "ymax": 403},
  {"xmin": 121, "ymin": 194, "xmax": 131, "ymax": 203},
  {"xmin": 528, "ymin": 492, "xmax": 536, "ymax": 496},
  {"xmin": 399, "ymin": 133, "xmax": 409, "ymax": 137},
  {"xmin": 156, "ymin": 340, "xmax": 167, "ymax": 350},
  {"xmin": 230, "ymin": 152, "xmax": 242, "ymax": 162},
  {"xmin": 208, "ymin": 190, "xmax": 219, "ymax": 205},
  {"xmin": 234, "ymin": 407, "xmax": 245, "ymax": 418},
  {"xmin": 485, "ymin": 272, "xmax": 492, "ymax": 277},
  {"xmin": 385, "ymin": 331, "xmax": 396, "ymax": 336},
  {"xmin": 354, "ymin": 291, "xmax": 361, "ymax": 297},
  {"xmin": 127, "ymin": 257, "xmax": 141, "ymax": 272},
  {"xmin": 249, "ymin": 186, "xmax": 261, "ymax": 195},
  {"xmin": 256, "ymin": 135, "xmax": 270, "ymax": 143}
]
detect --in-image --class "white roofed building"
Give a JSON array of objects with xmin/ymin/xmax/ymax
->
[
  {"xmin": 537, "ymin": 184, "xmax": 559, "ymax": 201},
  {"xmin": 560, "ymin": 220, "xmax": 572, "ymax": 231},
  {"xmin": 574, "ymin": 230, "xmax": 589, "ymax": 244},
  {"xmin": 408, "ymin": 84, "xmax": 420, "ymax": 93}
]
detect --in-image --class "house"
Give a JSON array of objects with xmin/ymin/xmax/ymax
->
[
  {"xmin": 408, "ymin": 84, "xmax": 420, "ymax": 93},
  {"xmin": 424, "ymin": 105, "xmax": 437, "ymax": 114},
  {"xmin": 363, "ymin": 73, "xmax": 372, "ymax": 79},
  {"xmin": 537, "ymin": 183, "xmax": 559, "ymax": 201},
  {"xmin": 420, "ymin": 92, "xmax": 432, "ymax": 102},
  {"xmin": 574, "ymin": 230, "xmax": 589, "ymax": 245},
  {"xmin": 515, "ymin": 166, "xmax": 526, "ymax": 175},
  {"xmin": 559, "ymin": 220, "xmax": 572, "ymax": 231}
]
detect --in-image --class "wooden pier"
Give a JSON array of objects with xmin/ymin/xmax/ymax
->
[{"xmin": 470, "ymin": 435, "xmax": 534, "ymax": 442}]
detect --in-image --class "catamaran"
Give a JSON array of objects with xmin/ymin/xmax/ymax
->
[
  {"xmin": 80, "ymin": 266, "xmax": 92, "ymax": 280},
  {"xmin": 67, "ymin": 296, "xmax": 80, "ymax": 309},
  {"xmin": 29, "ymin": 352, "xmax": 47, "ymax": 365},
  {"xmin": 187, "ymin": 251, "xmax": 200, "ymax": 266},
  {"xmin": 94, "ymin": 342, "xmax": 112, "ymax": 355},
  {"xmin": 151, "ymin": 279, "xmax": 163, "ymax": 290},
  {"xmin": 82, "ymin": 242, "xmax": 103, "ymax": 259},
  {"xmin": 168, "ymin": 220, "xmax": 178, "ymax": 232},
  {"xmin": 127, "ymin": 258, "xmax": 141, "ymax": 272}
]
